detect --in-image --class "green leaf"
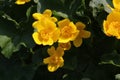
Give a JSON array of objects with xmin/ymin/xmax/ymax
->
[
  {"xmin": 2, "ymin": 13, "xmax": 20, "ymax": 29},
  {"xmin": 26, "ymin": 6, "xmax": 33, "ymax": 20},
  {"xmin": 100, "ymin": 50, "xmax": 120, "ymax": 67},
  {"xmin": 53, "ymin": 10, "xmax": 68, "ymax": 18},
  {"xmin": 0, "ymin": 35, "xmax": 21, "ymax": 58},
  {"xmin": 0, "ymin": 10, "xmax": 35, "ymax": 48}
]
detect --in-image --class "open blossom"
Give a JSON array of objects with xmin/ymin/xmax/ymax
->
[
  {"xmin": 15, "ymin": 0, "xmax": 30, "ymax": 5},
  {"xmin": 43, "ymin": 46, "xmax": 64, "ymax": 72},
  {"xmin": 103, "ymin": 10, "xmax": 120, "ymax": 39},
  {"xmin": 73, "ymin": 22, "xmax": 91, "ymax": 47},
  {"xmin": 32, "ymin": 9, "xmax": 60, "ymax": 45},
  {"xmin": 58, "ymin": 19, "xmax": 79, "ymax": 43}
]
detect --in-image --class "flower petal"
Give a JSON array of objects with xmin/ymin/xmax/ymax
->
[
  {"xmin": 107, "ymin": 10, "xmax": 120, "ymax": 23},
  {"xmin": 58, "ymin": 19, "xmax": 70, "ymax": 29},
  {"xmin": 42, "ymin": 38, "xmax": 54, "ymax": 46},
  {"xmin": 56, "ymin": 47, "xmax": 64, "ymax": 57},
  {"xmin": 103, "ymin": 20, "xmax": 112, "ymax": 36},
  {"xmin": 52, "ymin": 29, "xmax": 60, "ymax": 42},
  {"xmin": 43, "ymin": 57, "xmax": 50, "ymax": 64},
  {"xmin": 73, "ymin": 37, "xmax": 82, "ymax": 47},
  {"xmin": 51, "ymin": 17, "xmax": 58, "ymax": 22},
  {"xmin": 47, "ymin": 46, "xmax": 56, "ymax": 56},
  {"xmin": 32, "ymin": 13, "xmax": 43, "ymax": 20},
  {"xmin": 48, "ymin": 64, "xmax": 59, "ymax": 72},
  {"xmin": 113, "ymin": 0, "xmax": 120, "ymax": 10},
  {"xmin": 80, "ymin": 30, "xmax": 91, "ymax": 38},
  {"xmin": 32, "ymin": 21, "xmax": 44, "ymax": 31},
  {"xmin": 32, "ymin": 32, "xmax": 42, "ymax": 45},
  {"xmin": 107, "ymin": 22, "xmax": 120, "ymax": 39},
  {"xmin": 15, "ymin": 1, "xmax": 25, "ymax": 5},
  {"xmin": 58, "ymin": 37, "xmax": 71, "ymax": 43},
  {"xmin": 15, "ymin": 0, "xmax": 30, "ymax": 5},
  {"xmin": 71, "ymin": 30, "xmax": 79, "ymax": 40},
  {"xmin": 69, "ymin": 22, "xmax": 78, "ymax": 32},
  {"xmin": 43, "ymin": 9, "xmax": 52, "ymax": 17},
  {"xmin": 75, "ymin": 22, "xmax": 86, "ymax": 30}
]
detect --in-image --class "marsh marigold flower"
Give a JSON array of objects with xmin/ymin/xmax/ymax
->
[
  {"xmin": 103, "ymin": 10, "xmax": 120, "ymax": 39},
  {"xmin": 43, "ymin": 46, "xmax": 64, "ymax": 72},
  {"xmin": 58, "ymin": 19, "xmax": 79, "ymax": 43},
  {"xmin": 32, "ymin": 9, "xmax": 60, "ymax": 45},
  {"xmin": 15, "ymin": 0, "xmax": 30, "ymax": 5},
  {"xmin": 73, "ymin": 22, "xmax": 91, "ymax": 47}
]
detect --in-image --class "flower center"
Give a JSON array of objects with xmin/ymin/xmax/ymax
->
[
  {"xmin": 109, "ymin": 21, "xmax": 120, "ymax": 35},
  {"xmin": 61, "ymin": 26, "xmax": 72, "ymax": 38},
  {"xmin": 50, "ymin": 55, "xmax": 63, "ymax": 65},
  {"xmin": 40, "ymin": 29, "xmax": 51, "ymax": 40}
]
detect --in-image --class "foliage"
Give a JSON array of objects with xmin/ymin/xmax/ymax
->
[{"xmin": 0, "ymin": 0, "xmax": 120, "ymax": 80}]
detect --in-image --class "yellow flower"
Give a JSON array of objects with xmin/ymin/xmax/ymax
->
[
  {"xmin": 58, "ymin": 19, "xmax": 79, "ymax": 43},
  {"xmin": 32, "ymin": 9, "xmax": 60, "ymax": 45},
  {"xmin": 43, "ymin": 46, "xmax": 64, "ymax": 72},
  {"xmin": 32, "ymin": 20, "xmax": 60, "ymax": 45},
  {"xmin": 103, "ymin": 10, "xmax": 120, "ymax": 39},
  {"xmin": 58, "ymin": 42, "xmax": 71, "ymax": 50},
  {"xmin": 113, "ymin": 0, "xmax": 120, "ymax": 10},
  {"xmin": 15, "ymin": 0, "xmax": 30, "ymax": 5},
  {"xmin": 73, "ymin": 22, "xmax": 91, "ymax": 47}
]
